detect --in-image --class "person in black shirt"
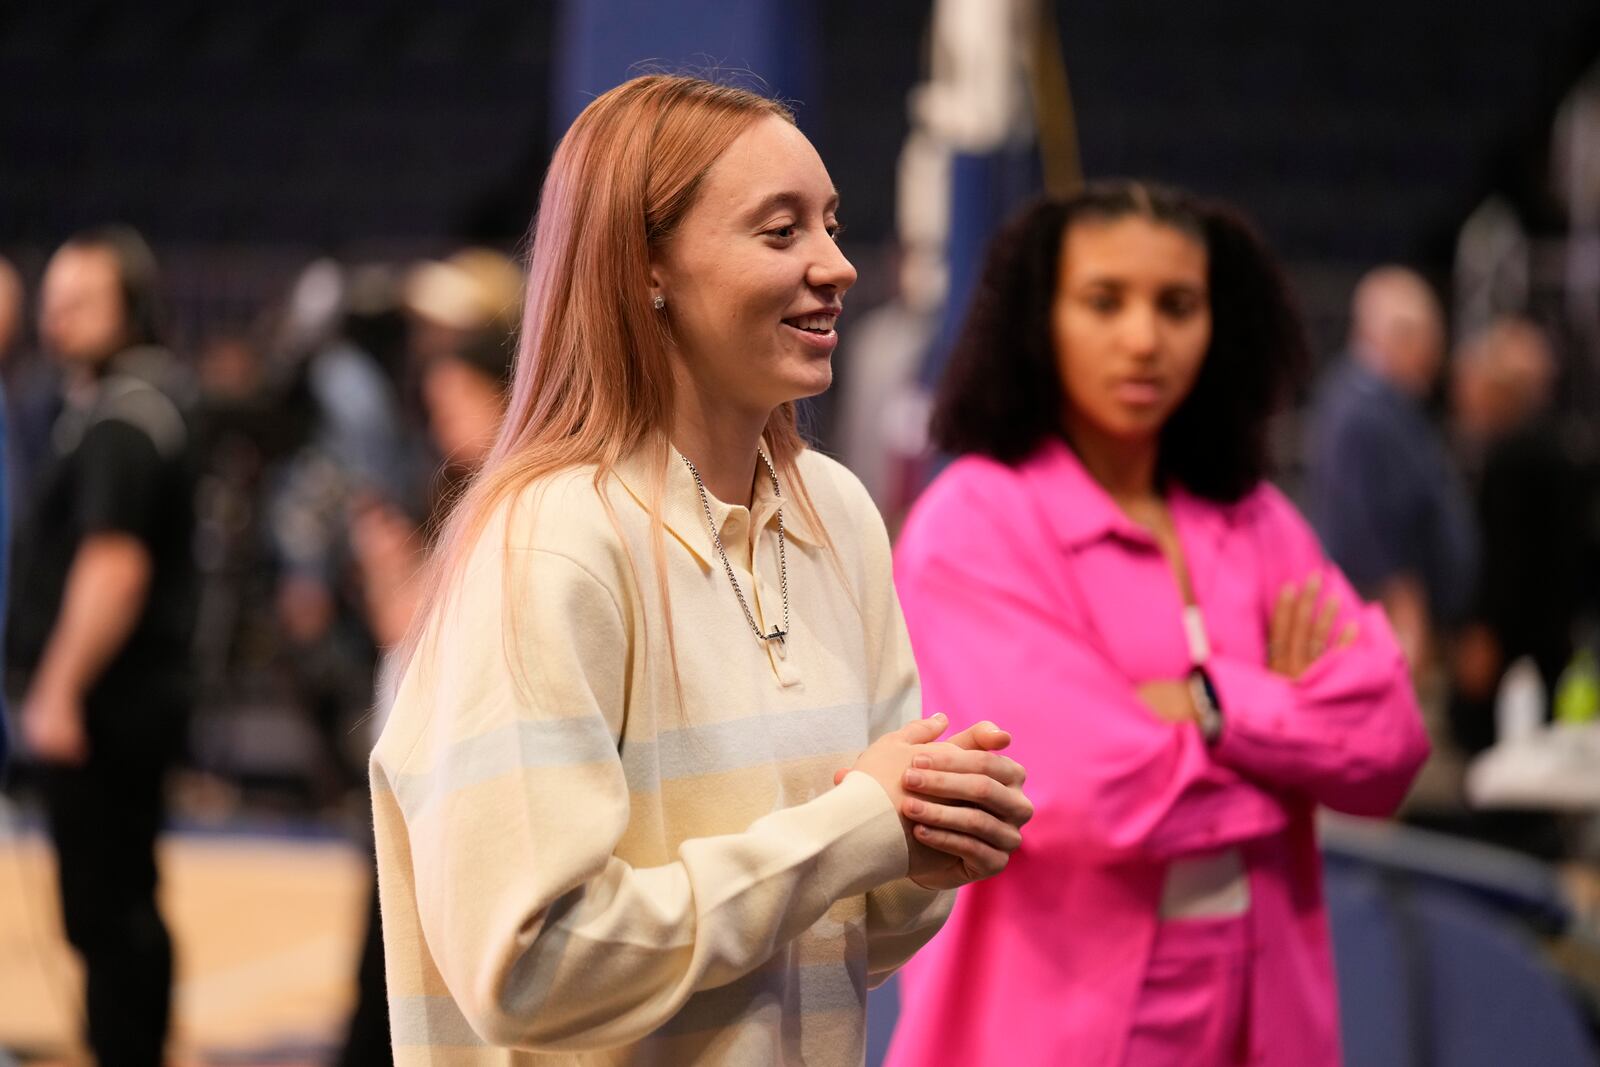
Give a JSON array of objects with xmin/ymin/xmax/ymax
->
[
  {"xmin": 1451, "ymin": 317, "xmax": 1590, "ymax": 750},
  {"xmin": 12, "ymin": 226, "xmax": 195, "ymax": 1067}
]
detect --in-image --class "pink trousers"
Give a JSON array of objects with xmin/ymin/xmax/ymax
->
[{"xmin": 1122, "ymin": 914, "xmax": 1254, "ymax": 1066}]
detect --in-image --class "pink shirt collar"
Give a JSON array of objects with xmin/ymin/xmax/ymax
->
[{"xmin": 1017, "ymin": 438, "xmax": 1238, "ymax": 574}]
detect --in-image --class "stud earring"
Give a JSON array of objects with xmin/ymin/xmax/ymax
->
[{"xmin": 652, "ymin": 294, "xmax": 666, "ymax": 310}]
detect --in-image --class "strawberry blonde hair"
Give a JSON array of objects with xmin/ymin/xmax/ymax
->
[{"xmin": 398, "ymin": 74, "xmax": 837, "ymax": 696}]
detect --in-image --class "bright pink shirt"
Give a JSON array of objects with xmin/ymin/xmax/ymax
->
[{"xmin": 886, "ymin": 441, "xmax": 1430, "ymax": 1067}]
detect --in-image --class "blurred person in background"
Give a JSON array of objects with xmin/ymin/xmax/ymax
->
[
  {"xmin": 0, "ymin": 258, "xmax": 20, "ymax": 357},
  {"xmin": 1304, "ymin": 266, "xmax": 1478, "ymax": 672},
  {"xmin": 0, "ymin": 254, "xmax": 60, "ymax": 509},
  {"xmin": 887, "ymin": 184, "xmax": 1429, "ymax": 1067},
  {"xmin": 10, "ymin": 226, "xmax": 196, "ymax": 1067},
  {"xmin": 0, "ymin": 259, "xmax": 14, "ymax": 775},
  {"xmin": 334, "ymin": 249, "xmax": 519, "ymax": 1067},
  {"xmin": 349, "ymin": 247, "xmax": 522, "ymax": 650},
  {"xmin": 268, "ymin": 261, "xmax": 411, "ymax": 801},
  {"xmin": 1449, "ymin": 317, "xmax": 1591, "ymax": 753},
  {"xmin": 0, "ymin": 259, "xmax": 21, "ymax": 396},
  {"xmin": 189, "ymin": 330, "xmax": 297, "ymax": 732}
]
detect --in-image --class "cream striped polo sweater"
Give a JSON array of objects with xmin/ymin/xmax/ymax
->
[{"xmin": 370, "ymin": 443, "xmax": 952, "ymax": 1065}]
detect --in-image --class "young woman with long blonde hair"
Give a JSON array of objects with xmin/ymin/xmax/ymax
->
[{"xmin": 368, "ymin": 75, "xmax": 1033, "ymax": 1065}]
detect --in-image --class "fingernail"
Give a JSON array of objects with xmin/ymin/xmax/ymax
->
[
  {"xmin": 905, "ymin": 770, "xmax": 924, "ymax": 787},
  {"xmin": 913, "ymin": 756, "xmax": 931, "ymax": 769},
  {"xmin": 915, "ymin": 825, "xmax": 931, "ymax": 837},
  {"xmin": 908, "ymin": 800, "xmax": 925, "ymax": 815},
  {"xmin": 931, "ymin": 713, "xmax": 947, "ymax": 724}
]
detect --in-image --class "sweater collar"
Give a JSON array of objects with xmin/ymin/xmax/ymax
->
[{"xmin": 610, "ymin": 438, "xmax": 822, "ymax": 568}]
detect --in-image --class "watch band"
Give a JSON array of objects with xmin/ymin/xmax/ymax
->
[{"xmin": 1188, "ymin": 667, "xmax": 1224, "ymax": 745}]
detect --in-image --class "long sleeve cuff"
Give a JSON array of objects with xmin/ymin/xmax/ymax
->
[
  {"xmin": 1203, "ymin": 651, "xmax": 1428, "ymax": 816},
  {"xmin": 757, "ymin": 770, "xmax": 912, "ymax": 901},
  {"xmin": 864, "ymin": 877, "xmax": 954, "ymax": 987},
  {"xmin": 1206, "ymin": 654, "xmax": 1300, "ymax": 771}
]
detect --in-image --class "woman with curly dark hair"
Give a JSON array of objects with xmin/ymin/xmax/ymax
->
[{"xmin": 884, "ymin": 182, "xmax": 1430, "ymax": 1066}]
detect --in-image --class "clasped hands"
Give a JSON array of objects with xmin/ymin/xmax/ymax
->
[{"xmin": 838, "ymin": 713, "xmax": 1033, "ymax": 891}]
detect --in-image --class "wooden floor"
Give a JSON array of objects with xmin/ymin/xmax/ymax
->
[{"xmin": 0, "ymin": 825, "xmax": 368, "ymax": 1065}]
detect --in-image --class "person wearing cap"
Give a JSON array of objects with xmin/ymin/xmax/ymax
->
[{"xmin": 336, "ymin": 248, "xmax": 523, "ymax": 1067}]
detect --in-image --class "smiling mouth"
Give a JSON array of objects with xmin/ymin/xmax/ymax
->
[{"xmin": 782, "ymin": 312, "xmax": 838, "ymax": 335}]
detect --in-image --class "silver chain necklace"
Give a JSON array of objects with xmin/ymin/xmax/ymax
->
[{"xmin": 682, "ymin": 451, "xmax": 790, "ymax": 647}]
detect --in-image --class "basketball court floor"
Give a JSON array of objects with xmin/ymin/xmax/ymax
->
[{"xmin": 0, "ymin": 816, "xmax": 368, "ymax": 1066}]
